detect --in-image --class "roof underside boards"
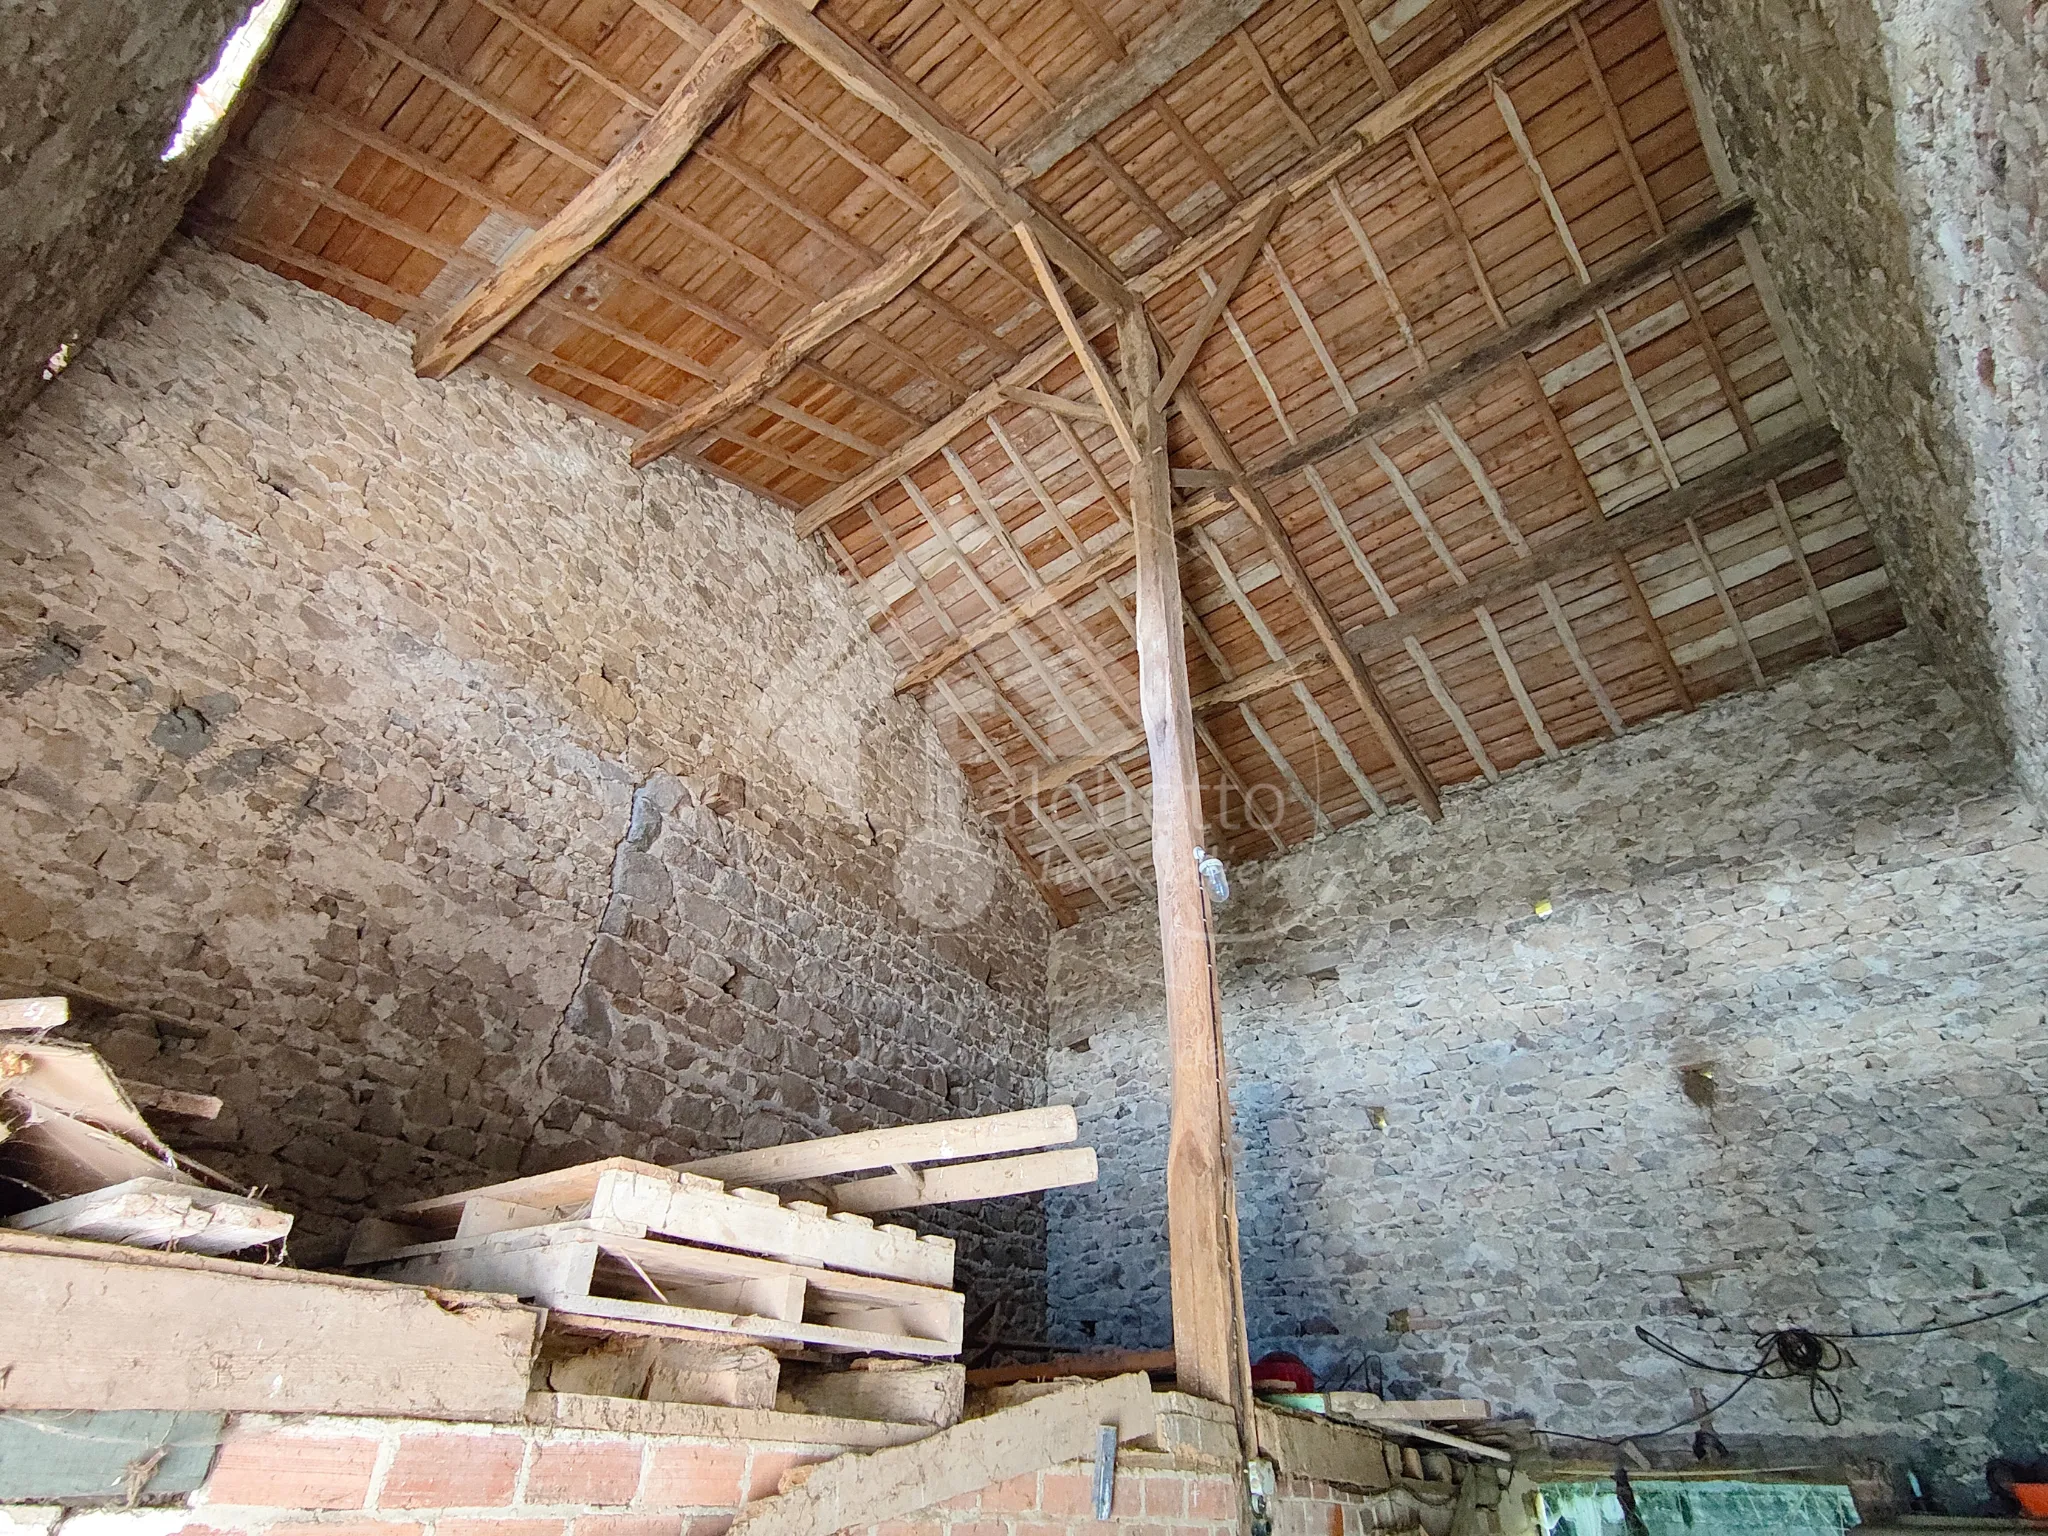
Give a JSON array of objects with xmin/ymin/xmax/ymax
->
[{"xmin": 199, "ymin": 0, "xmax": 1902, "ymax": 923}]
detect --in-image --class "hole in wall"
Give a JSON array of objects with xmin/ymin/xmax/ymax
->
[{"xmin": 161, "ymin": 0, "xmax": 292, "ymax": 163}]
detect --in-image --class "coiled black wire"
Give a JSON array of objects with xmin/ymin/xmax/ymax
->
[{"xmin": 1537, "ymin": 1288, "xmax": 2048, "ymax": 1450}]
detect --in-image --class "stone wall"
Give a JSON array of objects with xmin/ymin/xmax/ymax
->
[
  {"xmin": 1654, "ymin": 0, "xmax": 2048, "ymax": 802},
  {"xmin": 0, "ymin": 0, "xmax": 252, "ymax": 424},
  {"xmin": 1046, "ymin": 634, "xmax": 2048, "ymax": 1500},
  {"xmin": 0, "ymin": 239, "xmax": 1053, "ymax": 1326}
]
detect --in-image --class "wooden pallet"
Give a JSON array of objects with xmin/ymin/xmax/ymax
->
[
  {"xmin": 7, "ymin": 1176, "xmax": 291, "ymax": 1255},
  {"xmin": 345, "ymin": 1157, "xmax": 954, "ymax": 1287},
  {"xmin": 362, "ymin": 1220, "xmax": 962, "ymax": 1358}
]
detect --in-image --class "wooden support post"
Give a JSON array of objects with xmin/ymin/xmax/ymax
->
[{"xmin": 1117, "ymin": 312, "xmax": 1252, "ymax": 1430}]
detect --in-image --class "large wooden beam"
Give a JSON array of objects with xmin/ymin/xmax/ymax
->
[
  {"xmin": 795, "ymin": 0, "xmax": 1646, "ymax": 538},
  {"xmin": 676, "ymin": 1105, "xmax": 1076, "ymax": 1184},
  {"xmin": 0, "ymin": 1229, "xmax": 538, "ymax": 1417},
  {"xmin": 411, "ymin": 13, "xmax": 779, "ymax": 379},
  {"xmin": 1005, "ymin": 0, "xmax": 1270, "ymax": 179},
  {"xmin": 1119, "ymin": 311, "xmax": 1252, "ymax": 1423},
  {"xmin": 630, "ymin": 190, "xmax": 980, "ymax": 466},
  {"xmin": 1340, "ymin": 423, "xmax": 1842, "ymax": 656},
  {"xmin": 1254, "ymin": 199, "xmax": 1754, "ymax": 483},
  {"xmin": 732, "ymin": 0, "xmax": 1133, "ymax": 313}
]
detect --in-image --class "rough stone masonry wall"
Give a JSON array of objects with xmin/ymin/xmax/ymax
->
[
  {"xmin": 1047, "ymin": 635, "xmax": 2048, "ymax": 1500},
  {"xmin": 0, "ymin": 0, "xmax": 252, "ymax": 424},
  {"xmin": 0, "ymin": 239, "xmax": 1054, "ymax": 1325},
  {"xmin": 1653, "ymin": 0, "xmax": 2048, "ymax": 801}
]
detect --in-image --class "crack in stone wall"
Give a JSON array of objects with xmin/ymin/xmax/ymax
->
[
  {"xmin": 0, "ymin": 241, "xmax": 1053, "ymax": 1332},
  {"xmin": 1046, "ymin": 635, "xmax": 2048, "ymax": 1502}
]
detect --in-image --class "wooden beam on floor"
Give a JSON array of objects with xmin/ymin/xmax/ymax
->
[
  {"xmin": 630, "ymin": 190, "xmax": 980, "ymax": 465},
  {"xmin": 1118, "ymin": 310, "xmax": 1252, "ymax": 1428},
  {"xmin": 1339, "ymin": 422, "xmax": 1841, "ymax": 660},
  {"xmin": 410, "ymin": 13, "xmax": 779, "ymax": 378}
]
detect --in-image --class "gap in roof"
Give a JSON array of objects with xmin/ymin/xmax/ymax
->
[{"xmin": 162, "ymin": 0, "xmax": 292, "ymax": 163}]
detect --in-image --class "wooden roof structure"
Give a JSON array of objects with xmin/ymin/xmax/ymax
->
[{"xmin": 198, "ymin": 0, "xmax": 1902, "ymax": 924}]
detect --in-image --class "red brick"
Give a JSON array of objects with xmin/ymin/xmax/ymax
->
[
  {"xmin": 871, "ymin": 1523, "xmax": 940, "ymax": 1536},
  {"xmin": 433, "ymin": 1521, "xmax": 565, "ymax": 1536},
  {"xmin": 1142, "ymin": 1476, "xmax": 1187, "ymax": 1518},
  {"xmin": 979, "ymin": 1474, "xmax": 1038, "ymax": 1513},
  {"xmin": 382, "ymin": 1434, "xmax": 525, "ymax": 1509},
  {"xmin": 745, "ymin": 1451, "xmax": 833, "ymax": 1502},
  {"xmin": 681, "ymin": 1521, "xmax": 733, "ymax": 1536},
  {"xmin": 639, "ymin": 1446, "xmax": 746, "ymax": 1510},
  {"xmin": 526, "ymin": 1443, "xmax": 645, "ymax": 1507},
  {"xmin": 202, "ymin": 1431, "xmax": 381, "ymax": 1510},
  {"xmin": 269, "ymin": 1525, "xmax": 424, "ymax": 1536},
  {"xmin": 946, "ymin": 1521, "xmax": 1006, "ymax": 1536},
  {"xmin": 571, "ymin": 1517, "xmax": 683, "ymax": 1536},
  {"xmin": 1037, "ymin": 1470, "xmax": 1093, "ymax": 1516},
  {"xmin": 1188, "ymin": 1475, "xmax": 1239, "ymax": 1521},
  {"xmin": 937, "ymin": 1490, "xmax": 982, "ymax": 1511}
]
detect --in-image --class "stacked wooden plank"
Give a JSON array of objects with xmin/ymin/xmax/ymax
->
[
  {"xmin": 674, "ymin": 1104, "xmax": 1096, "ymax": 1212},
  {"xmin": 346, "ymin": 1157, "xmax": 965, "ymax": 1359},
  {"xmin": 0, "ymin": 996, "xmax": 289, "ymax": 1255}
]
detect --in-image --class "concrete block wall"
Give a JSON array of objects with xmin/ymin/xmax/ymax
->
[
  {"xmin": 0, "ymin": 240, "xmax": 1052, "ymax": 1321},
  {"xmin": 1046, "ymin": 635, "xmax": 2048, "ymax": 1500}
]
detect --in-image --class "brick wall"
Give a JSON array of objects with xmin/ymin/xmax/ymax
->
[
  {"xmin": 1046, "ymin": 636, "xmax": 2048, "ymax": 1501},
  {"xmin": 85, "ymin": 1416, "xmax": 1262, "ymax": 1536},
  {"xmin": 0, "ymin": 239, "xmax": 1053, "ymax": 1322}
]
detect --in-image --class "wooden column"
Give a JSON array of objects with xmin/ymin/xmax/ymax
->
[{"xmin": 1117, "ymin": 311, "xmax": 1253, "ymax": 1427}]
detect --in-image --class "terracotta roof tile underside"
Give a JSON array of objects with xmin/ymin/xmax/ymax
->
[{"xmin": 200, "ymin": 0, "xmax": 1903, "ymax": 922}]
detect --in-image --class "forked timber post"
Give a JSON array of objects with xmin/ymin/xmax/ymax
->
[{"xmin": 1119, "ymin": 311, "xmax": 1256, "ymax": 1435}]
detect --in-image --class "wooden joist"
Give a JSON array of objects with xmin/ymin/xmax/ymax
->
[
  {"xmin": 0, "ymin": 1228, "xmax": 539, "ymax": 1417},
  {"xmin": 1254, "ymin": 200, "xmax": 1756, "ymax": 483},
  {"xmin": 1004, "ymin": 0, "xmax": 1269, "ymax": 179},
  {"xmin": 731, "ymin": 0, "xmax": 1132, "ymax": 313},
  {"xmin": 631, "ymin": 190, "xmax": 981, "ymax": 465},
  {"xmin": 965, "ymin": 1348, "xmax": 1176, "ymax": 1388},
  {"xmin": 411, "ymin": 13, "xmax": 780, "ymax": 378},
  {"xmin": 8, "ymin": 1177, "xmax": 290, "ymax": 1256},
  {"xmin": 1130, "ymin": 0, "xmax": 1593, "ymax": 299},
  {"xmin": 677, "ymin": 1105, "xmax": 1077, "ymax": 1185},
  {"xmin": 826, "ymin": 1147, "xmax": 1098, "ymax": 1214},
  {"xmin": 1339, "ymin": 423, "xmax": 1841, "ymax": 659}
]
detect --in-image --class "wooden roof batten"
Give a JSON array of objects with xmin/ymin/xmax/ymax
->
[{"xmin": 210, "ymin": 0, "xmax": 1904, "ymax": 918}]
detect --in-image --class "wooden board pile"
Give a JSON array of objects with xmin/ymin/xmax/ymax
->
[
  {"xmin": 0, "ymin": 997, "xmax": 288, "ymax": 1255},
  {"xmin": 343, "ymin": 1106, "xmax": 1096, "ymax": 1415}
]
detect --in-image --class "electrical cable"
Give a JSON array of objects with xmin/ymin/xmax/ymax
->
[{"xmin": 1535, "ymin": 1288, "xmax": 2048, "ymax": 1449}]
